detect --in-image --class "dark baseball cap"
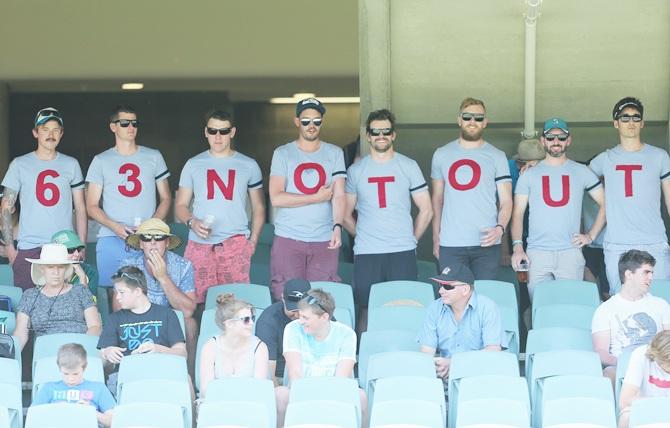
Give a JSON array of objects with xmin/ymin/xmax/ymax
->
[
  {"xmin": 430, "ymin": 264, "xmax": 475, "ymax": 286},
  {"xmin": 612, "ymin": 97, "xmax": 643, "ymax": 120},
  {"xmin": 296, "ymin": 98, "xmax": 326, "ymax": 117},
  {"xmin": 283, "ymin": 278, "xmax": 311, "ymax": 311}
]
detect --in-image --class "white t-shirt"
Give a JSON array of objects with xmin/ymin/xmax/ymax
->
[
  {"xmin": 592, "ymin": 293, "xmax": 670, "ymax": 357},
  {"xmin": 623, "ymin": 344, "xmax": 670, "ymax": 398}
]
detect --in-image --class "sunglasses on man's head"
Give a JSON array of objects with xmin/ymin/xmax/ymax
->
[
  {"xmin": 230, "ymin": 315, "xmax": 256, "ymax": 324},
  {"xmin": 67, "ymin": 246, "xmax": 85, "ymax": 255},
  {"xmin": 618, "ymin": 114, "xmax": 642, "ymax": 123},
  {"xmin": 307, "ymin": 296, "xmax": 327, "ymax": 313},
  {"xmin": 300, "ymin": 118, "xmax": 323, "ymax": 127},
  {"xmin": 368, "ymin": 128, "xmax": 393, "ymax": 136},
  {"xmin": 113, "ymin": 119, "xmax": 139, "ymax": 128},
  {"xmin": 206, "ymin": 127, "xmax": 232, "ymax": 135},
  {"xmin": 461, "ymin": 113, "xmax": 485, "ymax": 122},
  {"xmin": 544, "ymin": 134, "xmax": 569, "ymax": 142},
  {"xmin": 138, "ymin": 234, "xmax": 168, "ymax": 242}
]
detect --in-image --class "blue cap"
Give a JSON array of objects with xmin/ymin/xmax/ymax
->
[
  {"xmin": 296, "ymin": 98, "xmax": 326, "ymax": 117},
  {"xmin": 34, "ymin": 107, "xmax": 63, "ymax": 128},
  {"xmin": 543, "ymin": 118, "xmax": 569, "ymax": 135}
]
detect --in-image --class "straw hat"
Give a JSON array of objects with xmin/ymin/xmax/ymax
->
[
  {"xmin": 125, "ymin": 218, "xmax": 182, "ymax": 251},
  {"xmin": 25, "ymin": 243, "xmax": 78, "ymax": 286}
]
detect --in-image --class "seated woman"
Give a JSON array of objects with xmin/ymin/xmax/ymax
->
[
  {"xmin": 619, "ymin": 330, "xmax": 670, "ymax": 428},
  {"xmin": 14, "ymin": 243, "xmax": 101, "ymax": 350},
  {"xmin": 199, "ymin": 293, "xmax": 269, "ymax": 398}
]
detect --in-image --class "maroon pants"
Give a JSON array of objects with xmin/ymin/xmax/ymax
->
[{"xmin": 12, "ymin": 247, "xmax": 42, "ymax": 290}]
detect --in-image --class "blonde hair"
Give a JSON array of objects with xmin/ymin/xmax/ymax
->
[
  {"xmin": 297, "ymin": 289, "xmax": 335, "ymax": 318},
  {"xmin": 214, "ymin": 293, "xmax": 253, "ymax": 331},
  {"xmin": 459, "ymin": 97, "xmax": 486, "ymax": 113},
  {"xmin": 57, "ymin": 343, "xmax": 87, "ymax": 370},
  {"xmin": 646, "ymin": 330, "xmax": 670, "ymax": 367}
]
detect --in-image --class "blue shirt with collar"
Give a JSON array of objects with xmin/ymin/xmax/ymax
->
[{"xmin": 417, "ymin": 291, "xmax": 504, "ymax": 357}]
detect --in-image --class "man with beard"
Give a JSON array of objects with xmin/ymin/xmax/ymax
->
[
  {"xmin": 1, "ymin": 108, "xmax": 87, "ymax": 289},
  {"xmin": 268, "ymin": 98, "xmax": 346, "ymax": 300},
  {"xmin": 510, "ymin": 118, "xmax": 606, "ymax": 299},
  {"xmin": 589, "ymin": 97, "xmax": 670, "ymax": 295},
  {"xmin": 343, "ymin": 109, "xmax": 432, "ymax": 329},
  {"xmin": 431, "ymin": 98, "xmax": 512, "ymax": 279}
]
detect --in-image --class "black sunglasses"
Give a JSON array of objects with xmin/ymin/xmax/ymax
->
[
  {"xmin": 618, "ymin": 114, "xmax": 642, "ymax": 123},
  {"xmin": 544, "ymin": 134, "xmax": 569, "ymax": 142},
  {"xmin": 300, "ymin": 118, "xmax": 323, "ymax": 127},
  {"xmin": 138, "ymin": 234, "xmax": 169, "ymax": 242},
  {"xmin": 439, "ymin": 282, "xmax": 468, "ymax": 291},
  {"xmin": 67, "ymin": 246, "xmax": 85, "ymax": 254},
  {"xmin": 369, "ymin": 128, "xmax": 393, "ymax": 136},
  {"xmin": 206, "ymin": 127, "xmax": 233, "ymax": 135},
  {"xmin": 307, "ymin": 296, "xmax": 327, "ymax": 313},
  {"xmin": 113, "ymin": 119, "xmax": 139, "ymax": 128},
  {"xmin": 461, "ymin": 113, "xmax": 485, "ymax": 122}
]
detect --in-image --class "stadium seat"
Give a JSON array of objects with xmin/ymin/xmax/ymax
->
[
  {"xmin": 0, "ymin": 406, "xmax": 10, "ymax": 428},
  {"xmin": 366, "ymin": 305, "xmax": 426, "ymax": 332},
  {"xmin": 542, "ymin": 397, "xmax": 616, "ymax": 428},
  {"xmin": 357, "ymin": 329, "xmax": 420, "ymax": 388},
  {"xmin": 524, "ymin": 327, "xmax": 593, "ymax": 379},
  {"xmin": 26, "ymin": 403, "xmax": 98, "ymax": 428},
  {"xmin": 173, "ymin": 309, "xmax": 186, "ymax": 337},
  {"xmin": 0, "ymin": 285, "xmax": 21, "ymax": 309},
  {"xmin": 447, "ymin": 351, "xmax": 520, "ymax": 428},
  {"xmin": 528, "ymin": 350, "xmax": 603, "ymax": 425},
  {"xmin": 365, "ymin": 351, "xmax": 435, "ymax": 395},
  {"xmin": 312, "ymin": 281, "xmax": 356, "ymax": 328},
  {"xmin": 0, "ymin": 310, "xmax": 15, "ymax": 335},
  {"xmin": 204, "ymin": 283, "xmax": 271, "ymax": 310},
  {"xmin": 629, "ymin": 397, "xmax": 670, "ymax": 427},
  {"xmin": 284, "ymin": 400, "xmax": 358, "ymax": 428},
  {"xmin": 474, "ymin": 279, "xmax": 519, "ymax": 312},
  {"xmin": 369, "ymin": 399, "xmax": 443, "ymax": 428},
  {"xmin": 372, "ymin": 376, "xmax": 446, "ymax": 427},
  {"xmin": 118, "ymin": 379, "xmax": 192, "ymax": 428},
  {"xmin": 615, "ymin": 347, "xmax": 634, "ymax": 414},
  {"xmin": 0, "ymin": 358, "xmax": 20, "ymax": 385},
  {"xmin": 203, "ymin": 378, "xmax": 276, "ymax": 428},
  {"xmin": 168, "ymin": 222, "xmax": 189, "ymax": 257},
  {"xmin": 650, "ymin": 279, "xmax": 670, "ymax": 305},
  {"xmin": 0, "ymin": 265, "xmax": 14, "ymax": 286},
  {"xmin": 32, "ymin": 333, "xmax": 101, "ymax": 377},
  {"xmin": 198, "ymin": 401, "xmax": 269, "ymax": 428},
  {"xmin": 290, "ymin": 377, "xmax": 362, "ymax": 426},
  {"xmin": 532, "ymin": 279, "xmax": 600, "ymax": 322},
  {"xmin": 456, "ymin": 398, "xmax": 530, "ymax": 428},
  {"xmin": 334, "ymin": 308, "xmax": 353, "ymax": 328},
  {"xmin": 500, "ymin": 305, "xmax": 520, "ymax": 355},
  {"xmin": 33, "ymin": 356, "xmax": 105, "ymax": 400},
  {"xmin": 112, "ymin": 402, "xmax": 184, "ymax": 428},
  {"xmin": 116, "ymin": 353, "xmax": 188, "ymax": 398},
  {"xmin": 0, "ymin": 360, "xmax": 22, "ymax": 428},
  {"xmin": 368, "ymin": 280, "xmax": 434, "ymax": 308},
  {"xmin": 533, "ymin": 303, "xmax": 596, "ymax": 330},
  {"xmin": 540, "ymin": 375, "xmax": 614, "ymax": 428}
]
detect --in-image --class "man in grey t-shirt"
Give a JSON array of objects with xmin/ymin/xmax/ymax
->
[
  {"xmin": 344, "ymin": 109, "xmax": 432, "ymax": 331},
  {"xmin": 511, "ymin": 118, "xmax": 606, "ymax": 299},
  {"xmin": 85, "ymin": 105, "xmax": 172, "ymax": 310},
  {"xmin": 430, "ymin": 97, "xmax": 513, "ymax": 280},
  {"xmin": 589, "ymin": 97, "xmax": 670, "ymax": 294},
  {"xmin": 268, "ymin": 98, "xmax": 346, "ymax": 300},
  {"xmin": 1, "ymin": 108, "xmax": 87, "ymax": 289}
]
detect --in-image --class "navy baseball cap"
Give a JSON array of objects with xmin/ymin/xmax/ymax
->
[
  {"xmin": 612, "ymin": 97, "xmax": 643, "ymax": 120},
  {"xmin": 283, "ymin": 278, "xmax": 311, "ymax": 311},
  {"xmin": 34, "ymin": 107, "xmax": 64, "ymax": 127},
  {"xmin": 430, "ymin": 264, "xmax": 475, "ymax": 286},
  {"xmin": 296, "ymin": 98, "xmax": 326, "ymax": 117}
]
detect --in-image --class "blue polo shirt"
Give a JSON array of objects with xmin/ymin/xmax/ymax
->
[{"xmin": 417, "ymin": 292, "xmax": 504, "ymax": 358}]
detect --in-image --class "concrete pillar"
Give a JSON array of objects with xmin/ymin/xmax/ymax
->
[
  {"xmin": 358, "ymin": 0, "xmax": 391, "ymax": 155},
  {"xmin": 0, "ymin": 83, "xmax": 9, "ymax": 173}
]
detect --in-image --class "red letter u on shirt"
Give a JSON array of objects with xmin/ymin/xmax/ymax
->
[
  {"xmin": 542, "ymin": 175, "xmax": 570, "ymax": 207},
  {"xmin": 207, "ymin": 169, "xmax": 236, "ymax": 200}
]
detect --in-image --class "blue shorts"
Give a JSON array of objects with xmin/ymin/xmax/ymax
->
[{"xmin": 96, "ymin": 236, "xmax": 141, "ymax": 288}]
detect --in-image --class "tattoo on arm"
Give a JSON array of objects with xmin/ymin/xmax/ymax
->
[{"xmin": 1, "ymin": 188, "xmax": 17, "ymax": 244}]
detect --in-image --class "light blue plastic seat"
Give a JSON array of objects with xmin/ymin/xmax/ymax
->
[
  {"xmin": 197, "ymin": 401, "xmax": 269, "ymax": 428},
  {"xmin": 366, "ymin": 305, "xmax": 426, "ymax": 332},
  {"xmin": 33, "ymin": 356, "xmax": 104, "ymax": 401},
  {"xmin": 524, "ymin": 327, "xmax": 594, "ymax": 379},
  {"xmin": 32, "ymin": 333, "xmax": 101, "ymax": 378},
  {"xmin": 26, "ymin": 403, "xmax": 98, "ymax": 428},
  {"xmin": 532, "ymin": 279, "xmax": 600, "ymax": 322},
  {"xmin": 357, "ymin": 329, "xmax": 420, "ymax": 388},
  {"xmin": 542, "ymin": 397, "xmax": 616, "ymax": 428},
  {"xmin": 456, "ymin": 398, "xmax": 530, "ymax": 428},
  {"xmin": 615, "ymin": 347, "xmax": 634, "ymax": 414},
  {"xmin": 0, "ymin": 285, "xmax": 21, "ymax": 308},
  {"xmin": 0, "ymin": 378, "xmax": 22, "ymax": 428},
  {"xmin": 474, "ymin": 279, "xmax": 519, "ymax": 312},
  {"xmin": 116, "ymin": 353, "xmax": 188, "ymax": 398},
  {"xmin": 203, "ymin": 378, "xmax": 276, "ymax": 428},
  {"xmin": 112, "ymin": 402, "xmax": 184, "ymax": 428},
  {"xmin": 204, "ymin": 283, "xmax": 271, "ymax": 310},
  {"xmin": 500, "ymin": 304, "xmax": 520, "ymax": 355},
  {"xmin": 368, "ymin": 280, "xmax": 434, "ymax": 308},
  {"xmin": 290, "ymin": 377, "xmax": 362, "ymax": 427},
  {"xmin": 629, "ymin": 397, "xmax": 670, "ymax": 427},
  {"xmin": 651, "ymin": 279, "xmax": 670, "ymax": 305},
  {"xmin": 0, "ymin": 265, "xmax": 14, "ymax": 286},
  {"xmin": 540, "ymin": 375, "xmax": 614, "ymax": 428},
  {"xmin": 118, "ymin": 379, "xmax": 192, "ymax": 428},
  {"xmin": 372, "ymin": 376, "xmax": 446, "ymax": 427},
  {"xmin": 312, "ymin": 281, "xmax": 356, "ymax": 328},
  {"xmin": 0, "ymin": 358, "xmax": 20, "ymax": 385},
  {"xmin": 365, "ymin": 351, "xmax": 435, "ymax": 395},
  {"xmin": 284, "ymin": 400, "xmax": 358, "ymax": 428},
  {"xmin": 0, "ymin": 310, "xmax": 15, "ymax": 335},
  {"xmin": 533, "ymin": 303, "xmax": 596, "ymax": 330},
  {"xmin": 370, "ymin": 399, "xmax": 443, "ymax": 428}
]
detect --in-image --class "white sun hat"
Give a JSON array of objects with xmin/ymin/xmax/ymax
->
[{"xmin": 25, "ymin": 243, "xmax": 79, "ymax": 286}]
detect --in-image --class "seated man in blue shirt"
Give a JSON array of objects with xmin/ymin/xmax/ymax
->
[{"xmin": 418, "ymin": 264, "xmax": 504, "ymax": 379}]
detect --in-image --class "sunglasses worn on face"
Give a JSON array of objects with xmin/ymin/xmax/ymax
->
[
  {"xmin": 618, "ymin": 114, "xmax": 642, "ymax": 123},
  {"xmin": 440, "ymin": 282, "xmax": 467, "ymax": 291},
  {"xmin": 206, "ymin": 127, "xmax": 232, "ymax": 135},
  {"xmin": 461, "ymin": 113, "xmax": 485, "ymax": 122},
  {"xmin": 369, "ymin": 128, "xmax": 394, "ymax": 136},
  {"xmin": 113, "ymin": 119, "xmax": 139, "ymax": 128},
  {"xmin": 300, "ymin": 118, "xmax": 323, "ymax": 127},
  {"xmin": 230, "ymin": 315, "xmax": 256, "ymax": 324},
  {"xmin": 67, "ymin": 246, "xmax": 85, "ymax": 254},
  {"xmin": 544, "ymin": 134, "xmax": 569, "ymax": 142},
  {"xmin": 139, "ymin": 234, "xmax": 169, "ymax": 242}
]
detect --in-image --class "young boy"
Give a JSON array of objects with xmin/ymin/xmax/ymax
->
[{"xmin": 33, "ymin": 343, "xmax": 115, "ymax": 427}]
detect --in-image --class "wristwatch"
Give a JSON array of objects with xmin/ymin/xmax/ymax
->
[{"xmin": 186, "ymin": 218, "xmax": 193, "ymax": 229}]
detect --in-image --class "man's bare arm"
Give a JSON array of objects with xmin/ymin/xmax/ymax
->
[{"xmin": 1, "ymin": 188, "xmax": 18, "ymax": 263}]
